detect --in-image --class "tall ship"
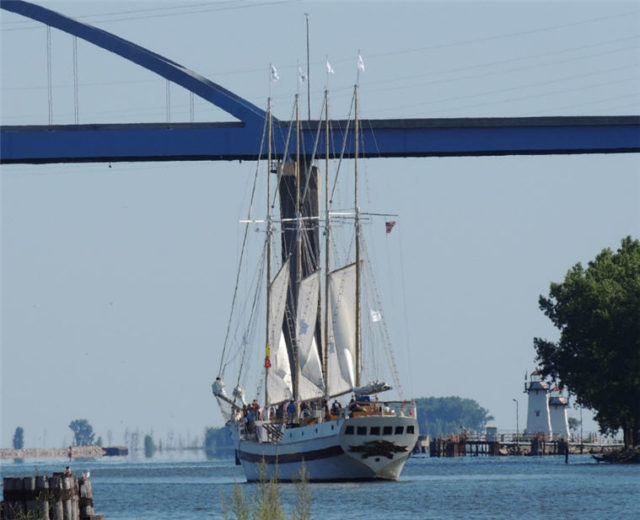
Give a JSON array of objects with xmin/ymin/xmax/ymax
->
[{"xmin": 212, "ymin": 83, "xmax": 418, "ymax": 482}]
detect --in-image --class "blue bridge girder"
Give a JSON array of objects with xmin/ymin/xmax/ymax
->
[
  {"xmin": 2, "ymin": 117, "xmax": 640, "ymax": 164},
  {"xmin": 1, "ymin": 0, "xmax": 639, "ymax": 165}
]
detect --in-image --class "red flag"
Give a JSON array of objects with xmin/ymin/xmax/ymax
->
[
  {"xmin": 385, "ymin": 221, "xmax": 397, "ymax": 234},
  {"xmin": 264, "ymin": 357, "xmax": 271, "ymax": 368}
]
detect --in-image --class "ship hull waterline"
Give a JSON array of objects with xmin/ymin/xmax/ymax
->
[{"xmin": 234, "ymin": 414, "xmax": 418, "ymax": 482}]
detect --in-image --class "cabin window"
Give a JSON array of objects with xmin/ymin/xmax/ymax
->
[
  {"xmin": 383, "ymin": 426, "xmax": 393, "ymax": 435},
  {"xmin": 536, "ymin": 411, "xmax": 540, "ymax": 417},
  {"xmin": 370, "ymin": 426, "xmax": 380, "ymax": 436},
  {"xmin": 395, "ymin": 426, "xmax": 404, "ymax": 435},
  {"xmin": 345, "ymin": 426, "xmax": 354, "ymax": 435},
  {"xmin": 357, "ymin": 426, "xmax": 367, "ymax": 435},
  {"xmin": 407, "ymin": 425, "xmax": 415, "ymax": 434}
]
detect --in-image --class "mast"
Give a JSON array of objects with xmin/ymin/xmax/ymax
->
[
  {"xmin": 354, "ymin": 84, "xmax": 362, "ymax": 388},
  {"xmin": 323, "ymin": 89, "xmax": 330, "ymax": 393},
  {"xmin": 264, "ymin": 97, "xmax": 272, "ymax": 412},
  {"xmin": 294, "ymin": 93, "xmax": 301, "ymax": 407}
]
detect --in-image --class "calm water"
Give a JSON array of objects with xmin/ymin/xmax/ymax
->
[{"xmin": 2, "ymin": 452, "xmax": 639, "ymax": 519}]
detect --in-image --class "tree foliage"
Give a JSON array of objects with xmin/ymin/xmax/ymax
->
[
  {"xmin": 415, "ymin": 396, "xmax": 493, "ymax": 437},
  {"xmin": 69, "ymin": 419, "xmax": 95, "ymax": 446},
  {"xmin": 204, "ymin": 425, "xmax": 235, "ymax": 458},
  {"xmin": 144, "ymin": 434, "xmax": 156, "ymax": 458},
  {"xmin": 534, "ymin": 236, "xmax": 640, "ymax": 447},
  {"xmin": 13, "ymin": 427, "xmax": 24, "ymax": 450}
]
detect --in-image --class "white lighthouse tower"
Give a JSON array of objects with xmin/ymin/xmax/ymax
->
[
  {"xmin": 548, "ymin": 385, "xmax": 571, "ymax": 440},
  {"xmin": 524, "ymin": 368, "xmax": 552, "ymax": 438}
]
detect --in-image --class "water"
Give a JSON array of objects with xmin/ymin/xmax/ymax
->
[{"xmin": 2, "ymin": 452, "xmax": 639, "ymax": 519}]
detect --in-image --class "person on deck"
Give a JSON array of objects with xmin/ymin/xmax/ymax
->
[{"xmin": 287, "ymin": 400, "xmax": 296, "ymax": 423}]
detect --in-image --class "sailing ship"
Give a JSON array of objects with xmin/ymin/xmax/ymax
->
[{"xmin": 212, "ymin": 84, "xmax": 418, "ymax": 482}]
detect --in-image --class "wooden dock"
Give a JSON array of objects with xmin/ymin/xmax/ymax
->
[{"xmin": 1, "ymin": 473, "xmax": 104, "ymax": 520}]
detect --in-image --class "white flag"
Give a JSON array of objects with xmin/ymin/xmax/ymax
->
[
  {"xmin": 270, "ymin": 64, "xmax": 280, "ymax": 82},
  {"xmin": 326, "ymin": 59, "xmax": 335, "ymax": 74},
  {"xmin": 370, "ymin": 309, "xmax": 382, "ymax": 322},
  {"xmin": 357, "ymin": 54, "xmax": 365, "ymax": 72},
  {"xmin": 298, "ymin": 66, "xmax": 307, "ymax": 83}
]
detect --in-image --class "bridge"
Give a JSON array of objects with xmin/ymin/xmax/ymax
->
[{"xmin": 1, "ymin": 0, "xmax": 639, "ymax": 164}]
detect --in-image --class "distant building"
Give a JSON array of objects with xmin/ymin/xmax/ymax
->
[
  {"xmin": 524, "ymin": 369, "xmax": 552, "ymax": 437},
  {"xmin": 548, "ymin": 385, "xmax": 571, "ymax": 440}
]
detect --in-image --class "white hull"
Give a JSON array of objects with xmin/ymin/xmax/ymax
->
[{"xmin": 235, "ymin": 414, "xmax": 418, "ymax": 482}]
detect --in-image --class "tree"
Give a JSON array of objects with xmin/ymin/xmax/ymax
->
[
  {"xmin": 144, "ymin": 434, "xmax": 156, "ymax": 458},
  {"xmin": 534, "ymin": 236, "xmax": 640, "ymax": 448},
  {"xmin": 415, "ymin": 396, "xmax": 493, "ymax": 438},
  {"xmin": 204, "ymin": 425, "xmax": 235, "ymax": 459},
  {"xmin": 69, "ymin": 419, "xmax": 95, "ymax": 446},
  {"xmin": 13, "ymin": 427, "xmax": 24, "ymax": 450}
]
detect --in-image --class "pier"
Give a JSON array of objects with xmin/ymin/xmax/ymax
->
[{"xmin": 426, "ymin": 433, "xmax": 623, "ymax": 457}]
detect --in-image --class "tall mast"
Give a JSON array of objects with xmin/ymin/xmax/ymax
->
[
  {"xmin": 305, "ymin": 13, "xmax": 311, "ymax": 121},
  {"xmin": 323, "ymin": 89, "xmax": 330, "ymax": 393},
  {"xmin": 264, "ymin": 97, "xmax": 272, "ymax": 411},
  {"xmin": 354, "ymin": 84, "xmax": 361, "ymax": 388},
  {"xmin": 294, "ymin": 93, "xmax": 301, "ymax": 406}
]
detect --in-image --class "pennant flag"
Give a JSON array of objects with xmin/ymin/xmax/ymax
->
[
  {"xmin": 326, "ymin": 59, "xmax": 335, "ymax": 74},
  {"xmin": 385, "ymin": 221, "xmax": 397, "ymax": 234},
  {"xmin": 370, "ymin": 309, "xmax": 382, "ymax": 322},
  {"xmin": 270, "ymin": 64, "xmax": 280, "ymax": 82},
  {"xmin": 358, "ymin": 54, "xmax": 365, "ymax": 72},
  {"xmin": 298, "ymin": 66, "xmax": 308, "ymax": 83},
  {"xmin": 264, "ymin": 357, "xmax": 272, "ymax": 368}
]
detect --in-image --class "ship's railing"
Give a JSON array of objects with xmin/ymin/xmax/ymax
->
[{"xmin": 344, "ymin": 399, "xmax": 417, "ymax": 419}]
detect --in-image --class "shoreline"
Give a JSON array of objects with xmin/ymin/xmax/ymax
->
[{"xmin": 1, "ymin": 446, "xmax": 105, "ymax": 460}]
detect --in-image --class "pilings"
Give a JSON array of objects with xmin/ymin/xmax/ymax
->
[{"xmin": 1, "ymin": 474, "xmax": 104, "ymax": 520}]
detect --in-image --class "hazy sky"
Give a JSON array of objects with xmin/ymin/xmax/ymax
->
[{"xmin": 2, "ymin": 1, "xmax": 639, "ymax": 449}]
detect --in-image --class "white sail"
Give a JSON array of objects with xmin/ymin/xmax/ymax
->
[
  {"xmin": 266, "ymin": 260, "xmax": 292, "ymax": 405},
  {"xmin": 326, "ymin": 263, "xmax": 357, "ymax": 397},
  {"xmin": 296, "ymin": 271, "xmax": 324, "ymax": 400}
]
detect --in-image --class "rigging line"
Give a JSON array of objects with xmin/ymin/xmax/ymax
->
[
  {"xmin": 427, "ymin": 76, "xmax": 640, "ymax": 117},
  {"xmin": 271, "ymin": 98, "xmax": 298, "ymax": 209},
  {"xmin": 224, "ymin": 241, "xmax": 267, "ymax": 369},
  {"xmin": 362, "ymin": 35, "xmax": 640, "ymax": 91},
  {"xmin": 361, "ymin": 232, "xmax": 403, "ymax": 396},
  {"xmin": 366, "ymin": 52, "xmax": 640, "ymax": 98},
  {"xmin": 367, "ymin": 8, "xmax": 640, "ymax": 60},
  {"xmin": 218, "ymin": 106, "xmax": 270, "ymax": 377},
  {"xmin": 234, "ymin": 242, "xmax": 267, "ymax": 392},
  {"xmin": 46, "ymin": 25, "xmax": 52, "ymax": 125},
  {"xmin": 300, "ymin": 96, "xmax": 327, "ymax": 203},
  {"xmin": 73, "ymin": 36, "xmax": 78, "ymax": 124},
  {"xmin": 330, "ymin": 92, "xmax": 356, "ymax": 202},
  {"xmin": 380, "ymin": 70, "xmax": 640, "ymax": 116},
  {"xmin": 397, "ymin": 226, "xmax": 414, "ymax": 399},
  {"xmin": 3, "ymin": 0, "xmax": 299, "ymax": 31}
]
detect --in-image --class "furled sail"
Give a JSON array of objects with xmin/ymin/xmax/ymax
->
[
  {"xmin": 326, "ymin": 263, "xmax": 357, "ymax": 397},
  {"xmin": 296, "ymin": 271, "xmax": 325, "ymax": 400},
  {"xmin": 266, "ymin": 260, "xmax": 293, "ymax": 406}
]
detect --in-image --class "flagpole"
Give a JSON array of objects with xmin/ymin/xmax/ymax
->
[{"xmin": 305, "ymin": 12, "xmax": 311, "ymax": 121}]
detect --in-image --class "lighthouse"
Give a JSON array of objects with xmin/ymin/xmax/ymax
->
[
  {"xmin": 549, "ymin": 385, "xmax": 571, "ymax": 440},
  {"xmin": 524, "ymin": 369, "xmax": 552, "ymax": 438}
]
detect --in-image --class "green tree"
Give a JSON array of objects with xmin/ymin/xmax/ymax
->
[
  {"xmin": 415, "ymin": 396, "xmax": 493, "ymax": 438},
  {"xmin": 534, "ymin": 236, "xmax": 640, "ymax": 448},
  {"xmin": 144, "ymin": 434, "xmax": 156, "ymax": 458},
  {"xmin": 69, "ymin": 419, "xmax": 95, "ymax": 446},
  {"xmin": 13, "ymin": 427, "xmax": 24, "ymax": 450}
]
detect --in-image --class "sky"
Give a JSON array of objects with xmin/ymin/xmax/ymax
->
[{"xmin": 1, "ymin": 1, "xmax": 639, "ymax": 449}]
